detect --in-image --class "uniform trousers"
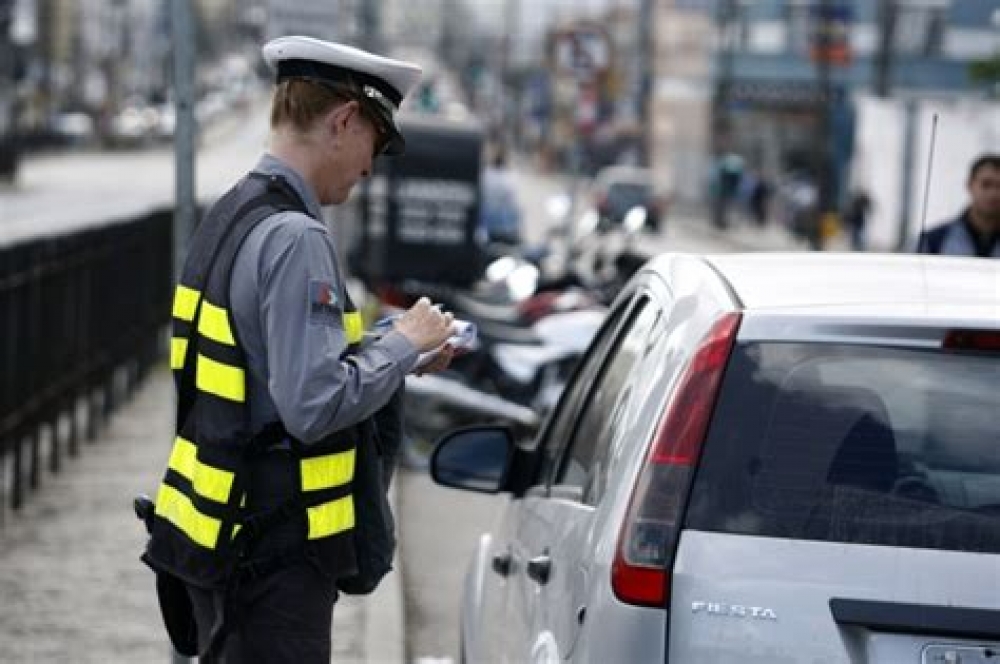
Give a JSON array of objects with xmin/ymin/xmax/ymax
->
[{"xmin": 187, "ymin": 560, "xmax": 337, "ymax": 664}]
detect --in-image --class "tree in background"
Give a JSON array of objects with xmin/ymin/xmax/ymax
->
[{"xmin": 969, "ymin": 52, "xmax": 1000, "ymax": 98}]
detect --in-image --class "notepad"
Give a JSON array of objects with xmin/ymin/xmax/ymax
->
[{"xmin": 416, "ymin": 320, "xmax": 477, "ymax": 369}]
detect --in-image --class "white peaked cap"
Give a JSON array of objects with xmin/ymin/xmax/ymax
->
[{"xmin": 262, "ymin": 36, "xmax": 423, "ymax": 155}]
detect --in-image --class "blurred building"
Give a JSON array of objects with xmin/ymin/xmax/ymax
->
[
  {"xmin": 11, "ymin": 0, "xmax": 267, "ymax": 147},
  {"xmin": 650, "ymin": 0, "xmax": 715, "ymax": 207},
  {"xmin": 541, "ymin": 20, "xmax": 613, "ymax": 174},
  {"xmin": 706, "ymin": 0, "xmax": 1000, "ymax": 208},
  {"xmin": 264, "ymin": 0, "xmax": 357, "ymax": 43},
  {"xmin": 382, "ymin": 0, "xmax": 444, "ymax": 50},
  {"xmin": 527, "ymin": 1, "xmax": 714, "ymax": 192}
]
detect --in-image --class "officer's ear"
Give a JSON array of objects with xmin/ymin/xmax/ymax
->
[{"xmin": 326, "ymin": 99, "xmax": 361, "ymax": 138}]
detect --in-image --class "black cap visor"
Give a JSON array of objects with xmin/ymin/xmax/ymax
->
[{"xmin": 360, "ymin": 92, "xmax": 405, "ymax": 156}]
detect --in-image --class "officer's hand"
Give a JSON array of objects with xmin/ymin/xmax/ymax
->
[
  {"xmin": 414, "ymin": 343, "xmax": 455, "ymax": 377},
  {"xmin": 393, "ymin": 297, "xmax": 454, "ymax": 352}
]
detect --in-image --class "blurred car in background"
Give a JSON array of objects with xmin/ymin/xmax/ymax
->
[
  {"xmin": 51, "ymin": 111, "xmax": 95, "ymax": 147},
  {"xmin": 431, "ymin": 252, "xmax": 1000, "ymax": 663},
  {"xmin": 108, "ymin": 100, "xmax": 159, "ymax": 148},
  {"xmin": 589, "ymin": 165, "xmax": 669, "ymax": 232}
]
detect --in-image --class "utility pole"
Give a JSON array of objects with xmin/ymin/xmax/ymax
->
[
  {"xmin": 169, "ymin": 1, "xmax": 196, "ymax": 659},
  {"xmin": 711, "ymin": 0, "xmax": 737, "ymax": 229},
  {"xmin": 815, "ymin": 0, "xmax": 835, "ymax": 228},
  {"xmin": 811, "ymin": 0, "xmax": 853, "ymax": 249},
  {"xmin": 0, "ymin": 0, "xmax": 18, "ymax": 182},
  {"xmin": 503, "ymin": 0, "xmax": 520, "ymax": 148},
  {"xmin": 712, "ymin": 0, "xmax": 736, "ymax": 146},
  {"xmin": 172, "ymin": 0, "xmax": 197, "ymax": 285},
  {"xmin": 874, "ymin": 0, "xmax": 914, "ymax": 251},
  {"xmin": 358, "ymin": 0, "xmax": 381, "ymax": 53},
  {"xmin": 874, "ymin": 0, "xmax": 897, "ymax": 98},
  {"xmin": 637, "ymin": 0, "xmax": 653, "ymax": 167}
]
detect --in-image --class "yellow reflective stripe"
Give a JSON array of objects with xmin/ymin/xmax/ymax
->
[
  {"xmin": 173, "ymin": 285, "xmax": 200, "ymax": 322},
  {"xmin": 166, "ymin": 437, "xmax": 234, "ymax": 504},
  {"xmin": 300, "ymin": 450, "xmax": 356, "ymax": 492},
  {"xmin": 198, "ymin": 301, "xmax": 236, "ymax": 346},
  {"xmin": 154, "ymin": 483, "xmax": 222, "ymax": 549},
  {"xmin": 231, "ymin": 495, "xmax": 247, "ymax": 540},
  {"xmin": 306, "ymin": 496, "xmax": 355, "ymax": 540},
  {"xmin": 195, "ymin": 354, "xmax": 245, "ymax": 402},
  {"xmin": 344, "ymin": 311, "xmax": 364, "ymax": 344},
  {"xmin": 170, "ymin": 337, "xmax": 188, "ymax": 370}
]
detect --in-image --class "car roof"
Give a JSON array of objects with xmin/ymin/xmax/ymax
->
[{"xmin": 648, "ymin": 252, "xmax": 1000, "ymax": 322}]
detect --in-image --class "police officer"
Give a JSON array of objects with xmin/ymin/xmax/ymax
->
[{"xmin": 143, "ymin": 36, "xmax": 455, "ymax": 662}]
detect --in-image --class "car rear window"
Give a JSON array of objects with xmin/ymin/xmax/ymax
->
[{"xmin": 685, "ymin": 342, "xmax": 1000, "ymax": 554}]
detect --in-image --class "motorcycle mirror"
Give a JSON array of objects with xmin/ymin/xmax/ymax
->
[
  {"xmin": 577, "ymin": 209, "xmax": 600, "ymax": 237},
  {"xmin": 485, "ymin": 256, "xmax": 517, "ymax": 283},
  {"xmin": 507, "ymin": 263, "xmax": 540, "ymax": 302},
  {"xmin": 623, "ymin": 206, "xmax": 648, "ymax": 233},
  {"xmin": 546, "ymin": 193, "xmax": 572, "ymax": 220}
]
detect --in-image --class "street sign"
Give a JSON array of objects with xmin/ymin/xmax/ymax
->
[
  {"xmin": 810, "ymin": 2, "xmax": 852, "ymax": 66},
  {"xmin": 553, "ymin": 25, "xmax": 610, "ymax": 82}
]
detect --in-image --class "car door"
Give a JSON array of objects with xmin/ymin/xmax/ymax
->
[
  {"xmin": 503, "ymin": 288, "xmax": 665, "ymax": 662},
  {"xmin": 493, "ymin": 292, "xmax": 641, "ymax": 661}
]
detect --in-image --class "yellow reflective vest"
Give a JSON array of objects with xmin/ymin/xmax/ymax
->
[{"xmin": 145, "ymin": 173, "xmax": 365, "ymax": 589}]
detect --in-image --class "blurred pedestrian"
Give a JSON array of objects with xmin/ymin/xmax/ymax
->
[
  {"xmin": 783, "ymin": 171, "xmax": 820, "ymax": 249},
  {"xmin": 749, "ymin": 173, "xmax": 773, "ymax": 227},
  {"xmin": 711, "ymin": 152, "xmax": 744, "ymax": 230},
  {"xmin": 917, "ymin": 153, "xmax": 1000, "ymax": 257},
  {"xmin": 141, "ymin": 36, "xmax": 455, "ymax": 663},
  {"xmin": 480, "ymin": 147, "xmax": 523, "ymax": 244},
  {"xmin": 844, "ymin": 188, "xmax": 872, "ymax": 251}
]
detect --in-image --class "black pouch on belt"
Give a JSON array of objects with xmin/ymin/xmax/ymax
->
[
  {"xmin": 153, "ymin": 569, "xmax": 200, "ymax": 657},
  {"xmin": 135, "ymin": 495, "xmax": 200, "ymax": 657},
  {"xmin": 336, "ymin": 385, "xmax": 404, "ymax": 595}
]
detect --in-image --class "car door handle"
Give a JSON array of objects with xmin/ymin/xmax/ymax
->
[
  {"xmin": 491, "ymin": 551, "xmax": 513, "ymax": 577},
  {"xmin": 526, "ymin": 555, "xmax": 552, "ymax": 585}
]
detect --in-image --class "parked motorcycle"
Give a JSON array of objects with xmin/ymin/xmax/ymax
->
[{"xmin": 374, "ymin": 204, "xmax": 653, "ymax": 429}]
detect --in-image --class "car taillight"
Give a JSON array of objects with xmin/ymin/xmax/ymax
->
[
  {"xmin": 942, "ymin": 329, "xmax": 1000, "ymax": 352},
  {"xmin": 611, "ymin": 312, "xmax": 741, "ymax": 607}
]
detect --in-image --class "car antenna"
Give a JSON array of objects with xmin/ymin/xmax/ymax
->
[
  {"xmin": 917, "ymin": 112, "xmax": 939, "ymax": 303},
  {"xmin": 917, "ymin": 112, "xmax": 940, "ymax": 245}
]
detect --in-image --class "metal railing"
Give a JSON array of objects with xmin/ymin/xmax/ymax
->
[{"xmin": 0, "ymin": 210, "xmax": 172, "ymax": 520}]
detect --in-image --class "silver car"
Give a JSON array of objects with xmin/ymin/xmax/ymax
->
[{"xmin": 431, "ymin": 252, "xmax": 1000, "ymax": 664}]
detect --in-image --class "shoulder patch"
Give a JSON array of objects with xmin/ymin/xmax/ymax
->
[{"xmin": 308, "ymin": 279, "xmax": 341, "ymax": 325}]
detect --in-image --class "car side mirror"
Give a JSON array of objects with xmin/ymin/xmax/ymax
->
[{"xmin": 430, "ymin": 426, "xmax": 514, "ymax": 494}]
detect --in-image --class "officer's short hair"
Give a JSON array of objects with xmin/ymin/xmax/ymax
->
[{"xmin": 270, "ymin": 79, "xmax": 350, "ymax": 132}]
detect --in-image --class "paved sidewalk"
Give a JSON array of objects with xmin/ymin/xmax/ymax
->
[{"xmin": 0, "ymin": 369, "xmax": 403, "ymax": 663}]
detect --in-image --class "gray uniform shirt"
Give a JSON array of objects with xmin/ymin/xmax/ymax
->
[{"xmin": 229, "ymin": 154, "xmax": 418, "ymax": 444}]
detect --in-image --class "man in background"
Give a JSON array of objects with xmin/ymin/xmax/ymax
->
[
  {"xmin": 917, "ymin": 153, "xmax": 999, "ymax": 257},
  {"xmin": 480, "ymin": 148, "xmax": 523, "ymax": 245}
]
